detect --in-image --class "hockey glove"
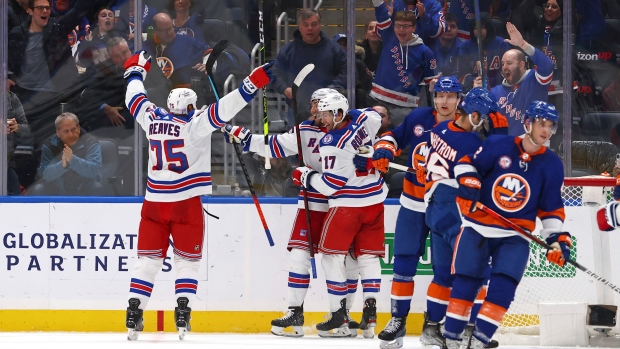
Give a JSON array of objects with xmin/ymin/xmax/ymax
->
[
  {"xmin": 545, "ymin": 232, "xmax": 572, "ymax": 267},
  {"xmin": 353, "ymin": 154, "xmax": 373, "ymax": 172},
  {"xmin": 372, "ymin": 140, "xmax": 398, "ymax": 173},
  {"xmin": 240, "ymin": 61, "xmax": 274, "ymax": 101},
  {"xmin": 292, "ymin": 166, "xmax": 317, "ymax": 188},
  {"xmin": 597, "ymin": 201, "xmax": 620, "ymax": 231},
  {"xmin": 455, "ymin": 172, "xmax": 482, "ymax": 213},
  {"xmin": 221, "ymin": 124, "xmax": 252, "ymax": 152},
  {"xmin": 124, "ymin": 50, "xmax": 151, "ymax": 82},
  {"xmin": 484, "ymin": 112, "xmax": 509, "ymax": 136},
  {"xmin": 416, "ymin": 164, "xmax": 427, "ymax": 184}
]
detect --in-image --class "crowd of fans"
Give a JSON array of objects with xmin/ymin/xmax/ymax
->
[{"xmin": 3, "ymin": 0, "xmax": 620, "ymax": 196}]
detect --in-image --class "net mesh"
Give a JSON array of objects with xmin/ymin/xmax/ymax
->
[{"xmin": 496, "ymin": 176, "xmax": 615, "ymax": 336}]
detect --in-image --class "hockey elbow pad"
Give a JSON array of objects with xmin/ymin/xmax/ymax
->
[{"xmin": 545, "ymin": 232, "xmax": 572, "ymax": 267}]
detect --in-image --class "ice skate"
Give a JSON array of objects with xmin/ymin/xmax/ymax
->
[
  {"xmin": 378, "ymin": 316, "xmax": 406, "ymax": 348},
  {"xmin": 270, "ymin": 305, "xmax": 304, "ymax": 337},
  {"xmin": 126, "ymin": 298, "xmax": 144, "ymax": 341},
  {"xmin": 346, "ymin": 309, "xmax": 359, "ymax": 338},
  {"xmin": 316, "ymin": 299, "xmax": 351, "ymax": 338},
  {"xmin": 446, "ymin": 338, "xmax": 463, "ymax": 349},
  {"xmin": 174, "ymin": 297, "xmax": 192, "ymax": 340},
  {"xmin": 420, "ymin": 312, "xmax": 446, "ymax": 348},
  {"xmin": 463, "ymin": 324, "xmax": 498, "ymax": 349},
  {"xmin": 359, "ymin": 298, "xmax": 377, "ymax": 339}
]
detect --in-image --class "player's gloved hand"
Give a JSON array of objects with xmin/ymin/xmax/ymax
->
[
  {"xmin": 484, "ymin": 111, "xmax": 509, "ymax": 136},
  {"xmin": 455, "ymin": 172, "xmax": 482, "ymax": 213},
  {"xmin": 124, "ymin": 50, "xmax": 151, "ymax": 81},
  {"xmin": 221, "ymin": 124, "xmax": 252, "ymax": 151},
  {"xmin": 240, "ymin": 61, "xmax": 274, "ymax": 99},
  {"xmin": 372, "ymin": 140, "xmax": 397, "ymax": 173},
  {"xmin": 292, "ymin": 166, "xmax": 317, "ymax": 188},
  {"xmin": 545, "ymin": 232, "xmax": 572, "ymax": 267},
  {"xmin": 597, "ymin": 201, "xmax": 620, "ymax": 231},
  {"xmin": 416, "ymin": 164, "xmax": 426, "ymax": 184},
  {"xmin": 353, "ymin": 145, "xmax": 373, "ymax": 172}
]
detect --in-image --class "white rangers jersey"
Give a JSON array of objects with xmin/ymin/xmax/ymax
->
[
  {"xmin": 308, "ymin": 108, "xmax": 387, "ymax": 207},
  {"xmin": 126, "ymin": 79, "xmax": 252, "ymax": 202},
  {"xmin": 248, "ymin": 120, "xmax": 328, "ymax": 212}
]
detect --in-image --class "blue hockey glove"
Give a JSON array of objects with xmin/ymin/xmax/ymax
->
[
  {"xmin": 221, "ymin": 124, "xmax": 252, "ymax": 151},
  {"xmin": 456, "ymin": 172, "xmax": 482, "ymax": 213},
  {"xmin": 545, "ymin": 232, "xmax": 572, "ymax": 267}
]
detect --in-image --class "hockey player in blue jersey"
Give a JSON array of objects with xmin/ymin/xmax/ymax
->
[
  {"xmin": 443, "ymin": 100, "xmax": 570, "ymax": 349},
  {"xmin": 421, "ymin": 88, "xmax": 504, "ymax": 349},
  {"xmin": 371, "ymin": 76, "xmax": 461, "ymax": 349}
]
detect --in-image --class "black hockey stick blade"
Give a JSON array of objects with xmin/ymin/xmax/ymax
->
[{"xmin": 205, "ymin": 39, "xmax": 230, "ymax": 77}]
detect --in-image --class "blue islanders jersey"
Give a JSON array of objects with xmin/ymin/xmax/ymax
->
[
  {"xmin": 379, "ymin": 107, "xmax": 441, "ymax": 212},
  {"xmin": 144, "ymin": 35, "xmax": 210, "ymax": 88},
  {"xmin": 424, "ymin": 120, "xmax": 483, "ymax": 201},
  {"xmin": 491, "ymin": 48, "xmax": 554, "ymax": 136},
  {"xmin": 454, "ymin": 135, "xmax": 565, "ymax": 238}
]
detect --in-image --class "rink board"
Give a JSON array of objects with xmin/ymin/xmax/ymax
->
[{"xmin": 0, "ymin": 197, "xmax": 616, "ymax": 333}]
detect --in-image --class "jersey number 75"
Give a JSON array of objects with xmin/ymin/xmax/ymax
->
[{"xmin": 150, "ymin": 139, "xmax": 189, "ymax": 173}]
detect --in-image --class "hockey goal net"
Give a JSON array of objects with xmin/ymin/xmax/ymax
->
[{"xmin": 495, "ymin": 176, "xmax": 619, "ymax": 345}]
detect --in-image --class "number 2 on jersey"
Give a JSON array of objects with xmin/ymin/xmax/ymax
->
[{"xmin": 150, "ymin": 139, "xmax": 189, "ymax": 173}]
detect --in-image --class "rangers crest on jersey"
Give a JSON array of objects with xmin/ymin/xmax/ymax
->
[
  {"xmin": 492, "ymin": 173, "xmax": 530, "ymax": 212},
  {"xmin": 414, "ymin": 124, "xmax": 425, "ymax": 136},
  {"xmin": 498, "ymin": 156, "xmax": 512, "ymax": 169}
]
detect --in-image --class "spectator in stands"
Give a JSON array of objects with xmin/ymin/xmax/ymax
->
[
  {"xmin": 333, "ymin": 33, "xmax": 374, "ymax": 108},
  {"xmin": 370, "ymin": 2, "xmax": 439, "ymax": 126},
  {"xmin": 374, "ymin": 104, "xmax": 391, "ymax": 136},
  {"xmin": 112, "ymin": 0, "xmax": 158, "ymax": 46},
  {"xmin": 575, "ymin": 0, "xmax": 606, "ymax": 50},
  {"xmin": 520, "ymin": 0, "xmax": 563, "ymax": 87},
  {"xmin": 9, "ymin": 0, "xmax": 30, "ymax": 32},
  {"xmin": 603, "ymin": 69, "xmax": 620, "ymax": 112},
  {"xmin": 391, "ymin": 0, "xmax": 447, "ymax": 43},
  {"xmin": 8, "ymin": 0, "xmax": 90, "ymax": 151},
  {"xmin": 78, "ymin": 37, "xmax": 171, "ymax": 133},
  {"xmin": 77, "ymin": 8, "xmax": 119, "ymax": 76},
  {"xmin": 359, "ymin": 20, "xmax": 382, "ymax": 75},
  {"xmin": 29, "ymin": 112, "xmax": 104, "ymax": 196},
  {"xmin": 143, "ymin": 12, "xmax": 211, "ymax": 88},
  {"xmin": 447, "ymin": 0, "xmax": 494, "ymax": 41},
  {"xmin": 7, "ymin": 86, "xmax": 31, "ymax": 195},
  {"xmin": 430, "ymin": 13, "xmax": 462, "ymax": 77},
  {"xmin": 271, "ymin": 9, "xmax": 347, "ymax": 127},
  {"xmin": 458, "ymin": 12, "xmax": 511, "ymax": 90},
  {"xmin": 477, "ymin": 22, "xmax": 555, "ymax": 135},
  {"xmin": 167, "ymin": 0, "xmax": 206, "ymax": 44}
]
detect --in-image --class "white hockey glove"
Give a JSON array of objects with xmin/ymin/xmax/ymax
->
[{"xmin": 221, "ymin": 124, "xmax": 252, "ymax": 152}]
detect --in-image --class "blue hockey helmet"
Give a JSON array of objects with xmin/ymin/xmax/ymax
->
[
  {"xmin": 524, "ymin": 101, "xmax": 559, "ymax": 124},
  {"xmin": 460, "ymin": 88, "xmax": 498, "ymax": 118},
  {"xmin": 434, "ymin": 76, "xmax": 462, "ymax": 94}
]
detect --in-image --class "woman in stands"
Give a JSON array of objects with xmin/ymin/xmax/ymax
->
[
  {"xmin": 167, "ymin": 0, "xmax": 206, "ymax": 44},
  {"xmin": 77, "ymin": 7, "xmax": 121, "ymax": 79}
]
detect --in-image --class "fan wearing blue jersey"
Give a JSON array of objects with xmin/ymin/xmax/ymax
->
[
  {"xmin": 293, "ymin": 92, "xmax": 386, "ymax": 338},
  {"xmin": 421, "ymin": 88, "xmax": 503, "ymax": 349},
  {"xmin": 371, "ymin": 76, "xmax": 460, "ymax": 349},
  {"xmin": 122, "ymin": 51, "xmax": 273, "ymax": 341},
  {"xmin": 443, "ymin": 101, "xmax": 569, "ymax": 349}
]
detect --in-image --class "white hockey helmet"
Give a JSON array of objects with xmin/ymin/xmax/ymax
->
[
  {"xmin": 167, "ymin": 88, "xmax": 197, "ymax": 115},
  {"xmin": 311, "ymin": 88, "xmax": 338, "ymax": 103},
  {"xmin": 317, "ymin": 92, "xmax": 349, "ymax": 117}
]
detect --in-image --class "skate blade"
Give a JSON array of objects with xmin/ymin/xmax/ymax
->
[
  {"xmin": 270, "ymin": 325, "xmax": 304, "ymax": 338},
  {"xmin": 348, "ymin": 328, "xmax": 358, "ymax": 338},
  {"xmin": 178, "ymin": 327, "xmax": 188, "ymax": 340},
  {"xmin": 317, "ymin": 326, "xmax": 351, "ymax": 338},
  {"xmin": 380, "ymin": 337, "xmax": 404, "ymax": 349},
  {"xmin": 362, "ymin": 326, "xmax": 375, "ymax": 339},
  {"xmin": 127, "ymin": 329, "xmax": 139, "ymax": 341}
]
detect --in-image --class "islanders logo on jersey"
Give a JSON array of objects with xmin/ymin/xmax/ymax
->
[
  {"xmin": 157, "ymin": 57, "xmax": 174, "ymax": 78},
  {"xmin": 412, "ymin": 141, "xmax": 430, "ymax": 167},
  {"xmin": 176, "ymin": 27, "xmax": 195, "ymax": 38},
  {"xmin": 492, "ymin": 173, "xmax": 530, "ymax": 212}
]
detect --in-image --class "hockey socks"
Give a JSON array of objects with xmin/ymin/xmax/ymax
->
[
  {"xmin": 390, "ymin": 274, "xmax": 414, "ymax": 318},
  {"xmin": 345, "ymin": 254, "xmax": 359, "ymax": 310},
  {"xmin": 175, "ymin": 256, "xmax": 200, "ymax": 308},
  {"xmin": 444, "ymin": 275, "xmax": 481, "ymax": 340},
  {"xmin": 472, "ymin": 274, "xmax": 517, "ymax": 344},
  {"xmin": 322, "ymin": 254, "xmax": 347, "ymax": 312},
  {"xmin": 288, "ymin": 248, "xmax": 312, "ymax": 307},
  {"xmin": 426, "ymin": 281, "xmax": 451, "ymax": 323},
  {"xmin": 128, "ymin": 257, "xmax": 164, "ymax": 309},
  {"xmin": 358, "ymin": 254, "xmax": 381, "ymax": 300}
]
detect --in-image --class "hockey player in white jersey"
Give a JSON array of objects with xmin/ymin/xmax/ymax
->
[
  {"xmin": 122, "ymin": 51, "xmax": 273, "ymax": 340},
  {"xmin": 293, "ymin": 92, "xmax": 387, "ymax": 337}
]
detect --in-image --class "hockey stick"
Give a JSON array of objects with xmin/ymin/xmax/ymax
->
[
  {"xmin": 205, "ymin": 41, "xmax": 275, "ymax": 247},
  {"xmin": 475, "ymin": 202, "xmax": 620, "ymax": 295},
  {"xmin": 258, "ymin": 0, "xmax": 271, "ymax": 170},
  {"xmin": 473, "ymin": 0, "xmax": 487, "ymax": 89},
  {"xmin": 357, "ymin": 145, "xmax": 417, "ymax": 173},
  {"xmin": 292, "ymin": 63, "xmax": 317, "ymax": 279}
]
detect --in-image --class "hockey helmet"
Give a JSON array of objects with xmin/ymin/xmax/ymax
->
[
  {"xmin": 311, "ymin": 88, "xmax": 339, "ymax": 102},
  {"xmin": 524, "ymin": 101, "xmax": 559, "ymax": 124},
  {"xmin": 434, "ymin": 76, "xmax": 462, "ymax": 94},
  {"xmin": 167, "ymin": 88, "xmax": 197, "ymax": 115},
  {"xmin": 460, "ymin": 88, "xmax": 498, "ymax": 118},
  {"xmin": 317, "ymin": 92, "xmax": 349, "ymax": 117}
]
